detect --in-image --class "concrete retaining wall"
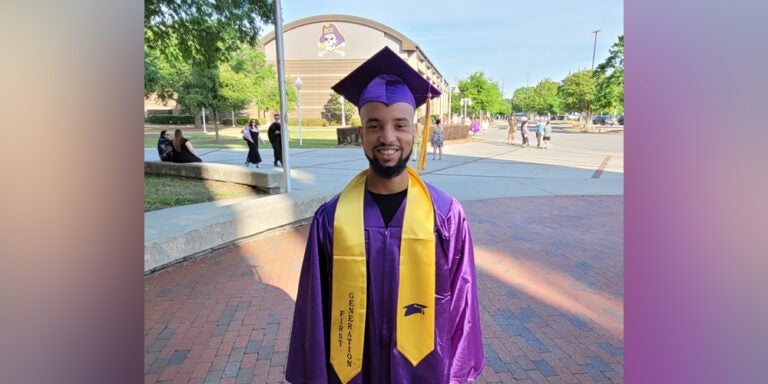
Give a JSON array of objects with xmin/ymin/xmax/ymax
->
[
  {"xmin": 144, "ymin": 189, "xmax": 335, "ymax": 274},
  {"xmin": 145, "ymin": 161, "xmax": 282, "ymax": 194}
]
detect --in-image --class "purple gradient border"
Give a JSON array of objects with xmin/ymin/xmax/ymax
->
[{"xmin": 626, "ymin": 0, "xmax": 768, "ymax": 383}]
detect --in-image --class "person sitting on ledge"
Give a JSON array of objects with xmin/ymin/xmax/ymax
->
[
  {"xmin": 157, "ymin": 130, "xmax": 174, "ymax": 162},
  {"xmin": 171, "ymin": 129, "xmax": 202, "ymax": 163}
]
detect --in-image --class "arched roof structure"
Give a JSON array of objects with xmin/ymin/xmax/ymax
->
[{"xmin": 260, "ymin": 14, "xmax": 450, "ymax": 120}]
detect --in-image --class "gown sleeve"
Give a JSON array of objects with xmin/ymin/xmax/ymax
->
[
  {"xmin": 285, "ymin": 203, "xmax": 335, "ymax": 383},
  {"xmin": 446, "ymin": 199, "xmax": 485, "ymax": 383}
]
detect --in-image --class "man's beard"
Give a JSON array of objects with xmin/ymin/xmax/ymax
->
[{"xmin": 366, "ymin": 147, "xmax": 412, "ymax": 179}]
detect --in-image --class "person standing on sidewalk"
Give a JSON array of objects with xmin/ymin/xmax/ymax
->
[
  {"xmin": 243, "ymin": 119, "xmax": 264, "ymax": 167},
  {"xmin": 267, "ymin": 114, "xmax": 283, "ymax": 167},
  {"xmin": 542, "ymin": 119, "xmax": 552, "ymax": 149},
  {"xmin": 520, "ymin": 117, "xmax": 530, "ymax": 147},
  {"xmin": 536, "ymin": 117, "xmax": 546, "ymax": 148},
  {"xmin": 507, "ymin": 117, "xmax": 516, "ymax": 145},
  {"xmin": 430, "ymin": 118, "xmax": 444, "ymax": 160},
  {"xmin": 285, "ymin": 46, "xmax": 484, "ymax": 384},
  {"xmin": 470, "ymin": 118, "xmax": 480, "ymax": 136}
]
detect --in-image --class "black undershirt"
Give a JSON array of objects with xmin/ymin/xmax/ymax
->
[{"xmin": 368, "ymin": 189, "xmax": 407, "ymax": 226}]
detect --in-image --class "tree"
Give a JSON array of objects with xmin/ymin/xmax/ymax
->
[
  {"xmin": 145, "ymin": 0, "xmax": 273, "ymax": 67},
  {"xmin": 145, "ymin": 0, "xmax": 277, "ymax": 136},
  {"xmin": 218, "ymin": 63, "xmax": 254, "ymax": 114},
  {"xmin": 144, "ymin": 45, "xmax": 188, "ymax": 103},
  {"xmin": 593, "ymin": 35, "xmax": 624, "ymax": 115},
  {"xmin": 530, "ymin": 79, "xmax": 564, "ymax": 115},
  {"xmin": 558, "ymin": 70, "xmax": 597, "ymax": 124},
  {"xmin": 175, "ymin": 64, "xmax": 221, "ymax": 136},
  {"xmin": 224, "ymin": 44, "xmax": 296, "ymax": 119},
  {"xmin": 453, "ymin": 72, "xmax": 508, "ymax": 117},
  {"xmin": 510, "ymin": 86, "xmax": 535, "ymax": 114},
  {"xmin": 322, "ymin": 93, "xmax": 355, "ymax": 125}
]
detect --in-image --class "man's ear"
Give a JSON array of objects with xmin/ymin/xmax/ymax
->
[{"xmin": 358, "ymin": 126, "xmax": 363, "ymax": 139}]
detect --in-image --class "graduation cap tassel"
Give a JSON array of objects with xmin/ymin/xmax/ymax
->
[{"xmin": 418, "ymin": 93, "xmax": 431, "ymax": 171}]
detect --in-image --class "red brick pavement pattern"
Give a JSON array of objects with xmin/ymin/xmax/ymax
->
[{"xmin": 145, "ymin": 195, "xmax": 623, "ymax": 383}]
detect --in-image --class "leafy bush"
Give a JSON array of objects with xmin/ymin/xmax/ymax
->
[
  {"xmin": 444, "ymin": 124, "xmax": 470, "ymax": 140},
  {"xmin": 336, "ymin": 127, "xmax": 361, "ymax": 145},
  {"xmin": 147, "ymin": 115, "xmax": 196, "ymax": 124},
  {"xmin": 286, "ymin": 117, "xmax": 328, "ymax": 126},
  {"xmin": 222, "ymin": 117, "xmax": 254, "ymax": 126}
]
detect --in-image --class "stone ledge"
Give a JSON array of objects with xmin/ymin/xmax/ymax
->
[
  {"xmin": 144, "ymin": 161, "xmax": 282, "ymax": 194},
  {"xmin": 144, "ymin": 189, "xmax": 336, "ymax": 274}
]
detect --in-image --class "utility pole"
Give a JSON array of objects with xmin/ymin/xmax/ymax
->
[
  {"xmin": 592, "ymin": 29, "xmax": 601, "ymax": 70},
  {"xmin": 273, "ymin": 0, "xmax": 291, "ymax": 192},
  {"xmin": 525, "ymin": 73, "xmax": 531, "ymax": 115}
]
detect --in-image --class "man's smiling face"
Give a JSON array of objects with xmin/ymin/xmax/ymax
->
[{"xmin": 358, "ymin": 101, "xmax": 415, "ymax": 179}]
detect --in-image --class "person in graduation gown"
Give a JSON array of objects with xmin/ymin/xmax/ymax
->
[
  {"xmin": 267, "ymin": 114, "xmax": 283, "ymax": 167},
  {"xmin": 286, "ymin": 47, "xmax": 484, "ymax": 384}
]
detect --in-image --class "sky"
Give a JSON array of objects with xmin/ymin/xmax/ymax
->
[{"xmin": 269, "ymin": 0, "xmax": 624, "ymax": 98}]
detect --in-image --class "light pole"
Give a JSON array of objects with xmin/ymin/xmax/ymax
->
[
  {"xmin": 272, "ymin": 0, "xmax": 290, "ymax": 192},
  {"xmin": 592, "ymin": 29, "xmax": 601, "ymax": 70},
  {"xmin": 460, "ymin": 98, "xmax": 472, "ymax": 120},
  {"xmin": 452, "ymin": 86, "xmax": 459, "ymax": 123},
  {"xmin": 294, "ymin": 73, "xmax": 303, "ymax": 146},
  {"xmin": 340, "ymin": 95, "xmax": 346, "ymax": 127}
]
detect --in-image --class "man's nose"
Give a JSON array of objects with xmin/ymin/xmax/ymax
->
[{"xmin": 378, "ymin": 125, "xmax": 397, "ymax": 143}]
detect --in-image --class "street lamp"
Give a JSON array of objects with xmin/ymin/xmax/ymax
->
[
  {"xmin": 294, "ymin": 73, "xmax": 303, "ymax": 146},
  {"xmin": 592, "ymin": 29, "xmax": 601, "ymax": 70},
  {"xmin": 340, "ymin": 95, "xmax": 346, "ymax": 127},
  {"xmin": 460, "ymin": 97, "xmax": 472, "ymax": 121},
  {"xmin": 448, "ymin": 85, "xmax": 459, "ymax": 124}
]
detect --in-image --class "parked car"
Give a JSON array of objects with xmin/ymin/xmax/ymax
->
[
  {"xmin": 617, "ymin": 115, "xmax": 624, "ymax": 125},
  {"xmin": 592, "ymin": 115, "xmax": 614, "ymax": 125}
]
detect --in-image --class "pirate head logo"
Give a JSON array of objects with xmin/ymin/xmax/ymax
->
[
  {"xmin": 318, "ymin": 23, "xmax": 346, "ymax": 56},
  {"xmin": 403, "ymin": 303, "xmax": 428, "ymax": 317}
]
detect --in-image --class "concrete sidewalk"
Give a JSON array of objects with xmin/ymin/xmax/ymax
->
[
  {"xmin": 144, "ymin": 125, "xmax": 624, "ymax": 383},
  {"xmin": 144, "ymin": 124, "xmax": 622, "ymax": 272}
]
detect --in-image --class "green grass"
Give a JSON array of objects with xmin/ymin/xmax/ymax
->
[
  {"xmin": 145, "ymin": 126, "xmax": 352, "ymax": 149},
  {"xmin": 144, "ymin": 175, "xmax": 264, "ymax": 212}
]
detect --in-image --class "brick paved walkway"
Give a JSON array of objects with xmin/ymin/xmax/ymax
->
[{"xmin": 145, "ymin": 195, "xmax": 623, "ymax": 383}]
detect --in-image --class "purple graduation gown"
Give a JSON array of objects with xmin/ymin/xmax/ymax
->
[{"xmin": 286, "ymin": 183, "xmax": 484, "ymax": 383}]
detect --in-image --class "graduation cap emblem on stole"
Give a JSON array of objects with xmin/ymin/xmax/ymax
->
[{"xmin": 403, "ymin": 303, "xmax": 428, "ymax": 316}]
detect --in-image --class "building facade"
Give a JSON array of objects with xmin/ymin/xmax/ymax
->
[{"xmin": 261, "ymin": 14, "xmax": 450, "ymax": 121}]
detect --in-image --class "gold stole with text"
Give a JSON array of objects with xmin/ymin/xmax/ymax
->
[{"xmin": 330, "ymin": 166, "xmax": 435, "ymax": 383}]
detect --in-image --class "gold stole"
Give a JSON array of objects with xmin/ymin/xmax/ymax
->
[{"xmin": 330, "ymin": 166, "xmax": 436, "ymax": 383}]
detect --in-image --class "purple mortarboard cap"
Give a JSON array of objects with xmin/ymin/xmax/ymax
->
[{"xmin": 331, "ymin": 46, "xmax": 441, "ymax": 109}]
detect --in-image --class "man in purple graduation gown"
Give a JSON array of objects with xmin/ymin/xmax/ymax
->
[{"xmin": 286, "ymin": 47, "xmax": 484, "ymax": 384}]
